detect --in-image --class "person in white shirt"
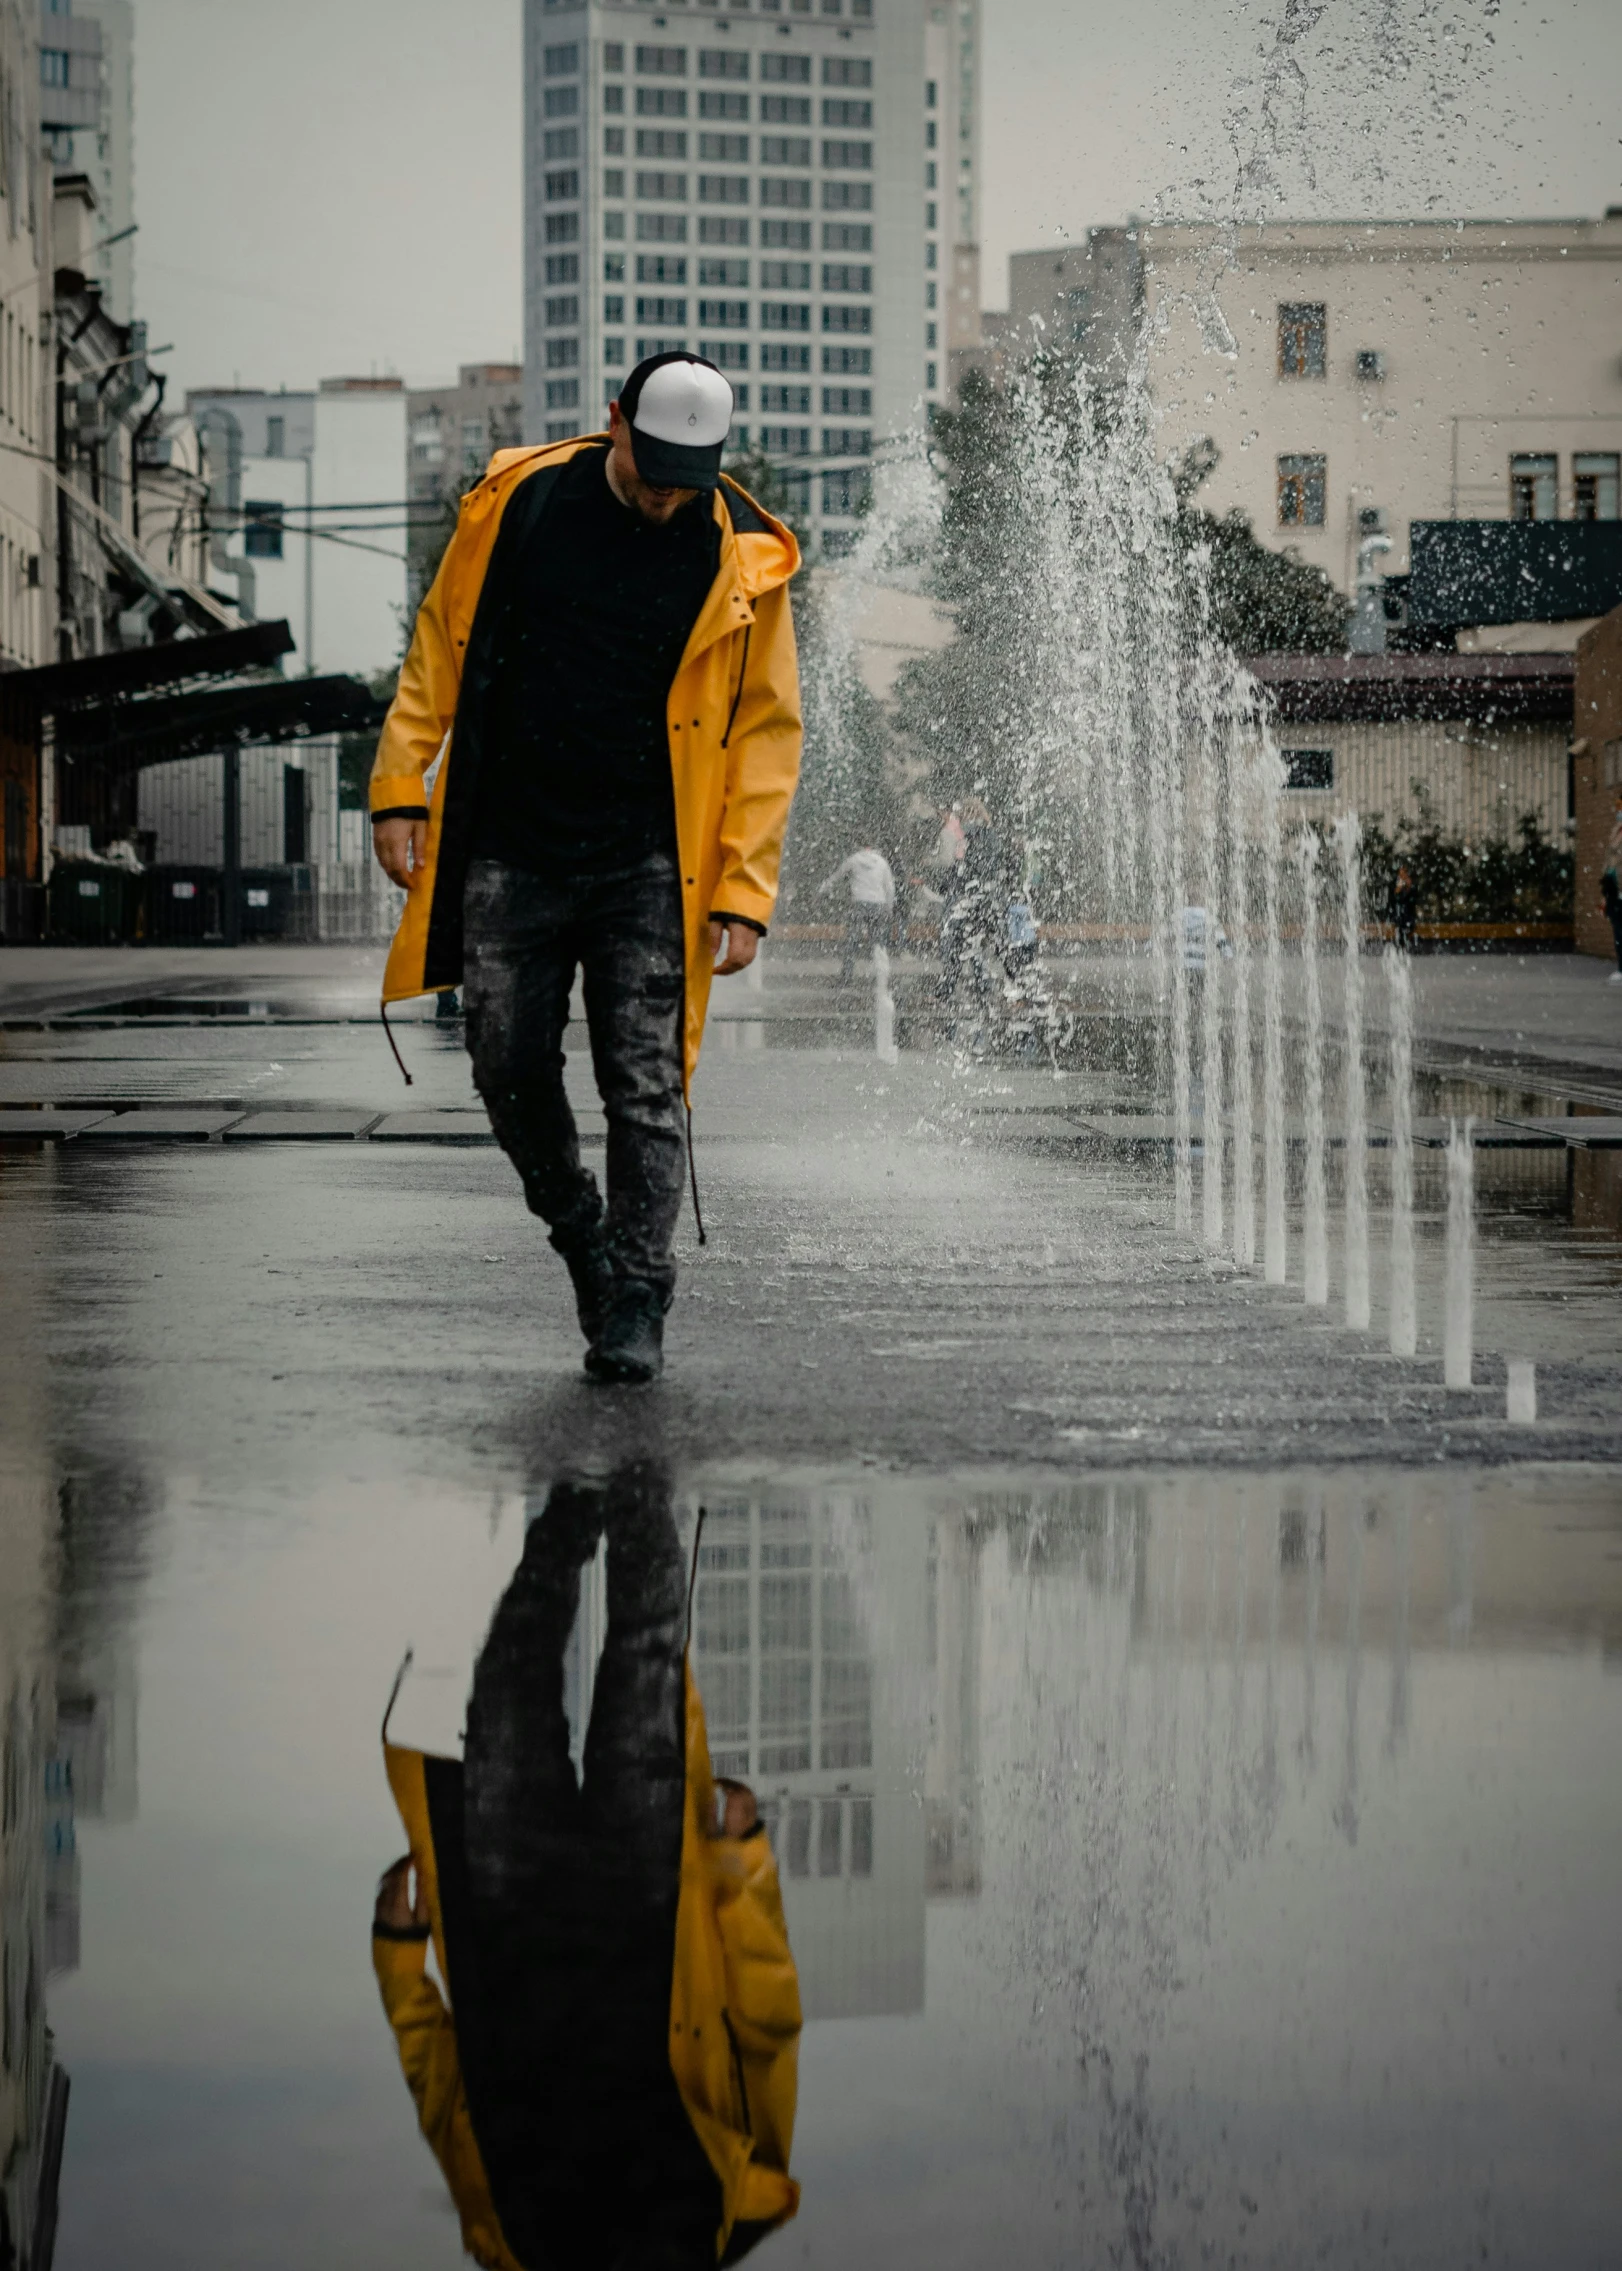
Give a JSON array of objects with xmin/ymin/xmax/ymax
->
[{"xmin": 821, "ymin": 847, "xmax": 896, "ymax": 981}]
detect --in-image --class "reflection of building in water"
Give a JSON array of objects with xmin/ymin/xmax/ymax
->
[{"xmin": 690, "ymin": 1491, "xmax": 928, "ymax": 2021}]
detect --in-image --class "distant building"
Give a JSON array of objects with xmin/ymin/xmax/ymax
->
[
  {"xmin": 1573, "ymin": 606, "xmax": 1622, "ymax": 962},
  {"xmin": 405, "ymin": 361, "xmax": 524, "ymax": 602},
  {"xmin": 978, "ymin": 214, "xmax": 1622, "ymax": 610},
  {"xmin": 186, "ymin": 379, "xmax": 410, "ymax": 679},
  {"xmin": 520, "ymin": 0, "xmax": 980, "ymax": 556}
]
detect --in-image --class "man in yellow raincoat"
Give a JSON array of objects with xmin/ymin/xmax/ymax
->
[
  {"xmin": 370, "ymin": 355, "xmax": 802, "ymax": 1382},
  {"xmin": 372, "ymin": 1462, "xmax": 802, "ymax": 2268}
]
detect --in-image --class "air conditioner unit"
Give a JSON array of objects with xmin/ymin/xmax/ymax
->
[{"xmin": 1355, "ymin": 348, "xmax": 1386, "ymax": 381}]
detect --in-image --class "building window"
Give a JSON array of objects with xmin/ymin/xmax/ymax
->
[
  {"xmin": 545, "ymin": 336, "xmax": 580, "ymax": 368},
  {"xmin": 732, "ymin": 387, "xmax": 750, "ymax": 414},
  {"xmin": 549, "ymin": 252, "xmax": 582, "ymax": 282},
  {"xmin": 822, "ymin": 303, "xmax": 871, "ymax": 334},
  {"xmin": 545, "ymin": 293, "xmax": 580, "ymax": 325},
  {"xmin": 925, "ymin": 320, "xmax": 937, "ymax": 348},
  {"xmin": 637, "ymin": 211, "xmax": 689, "ymax": 241},
  {"xmin": 636, "ymin": 43, "xmax": 688, "ymax": 74},
  {"xmin": 760, "ymin": 217, "xmax": 810, "ymax": 248},
  {"xmin": 545, "ymin": 377, "xmax": 581, "ymax": 409},
  {"xmin": 636, "ymin": 128, "xmax": 687, "ymax": 158},
  {"xmin": 822, "ymin": 139, "xmax": 873, "ymax": 170},
  {"xmin": 823, "ymin": 221, "xmax": 871, "ymax": 253},
  {"xmin": 924, "ymin": 240, "xmax": 937, "ymax": 269},
  {"xmin": 638, "ymin": 252, "xmax": 688, "ymax": 282},
  {"xmin": 603, "ymin": 169, "xmax": 625, "ymax": 198},
  {"xmin": 762, "ymin": 383, "xmax": 811, "ymax": 412},
  {"xmin": 760, "ymin": 51, "xmax": 812, "ymax": 82},
  {"xmin": 543, "ymin": 41, "xmax": 580, "ymax": 74},
  {"xmin": 761, "ymin": 134, "xmax": 811, "ymax": 165},
  {"xmin": 636, "ymin": 85, "xmax": 688, "ymax": 115},
  {"xmin": 636, "ymin": 296, "xmax": 688, "ymax": 324},
  {"xmin": 1573, "ymin": 452, "xmax": 1619, "ymax": 521},
  {"xmin": 604, "ymin": 211, "xmax": 626, "ymax": 239},
  {"xmin": 822, "ymin": 464, "xmax": 872, "ymax": 516},
  {"xmin": 700, "ymin": 88, "xmax": 749, "ymax": 119},
  {"xmin": 602, "ymin": 82, "xmax": 625, "ymax": 113},
  {"xmin": 699, "ymin": 173, "xmax": 750, "ymax": 204},
  {"xmin": 761, "ymin": 301, "xmax": 811, "ymax": 331},
  {"xmin": 762, "ymin": 258, "xmax": 810, "ymax": 288},
  {"xmin": 636, "ymin": 170, "xmax": 689, "ymax": 200},
  {"xmin": 265, "ymin": 415, "xmax": 284, "ymax": 458},
  {"xmin": 1278, "ymin": 302, "xmax": 1327, "ymax": 379},
  {"xmin": 823, "ymin": 55, "xmax": 872, "ymax": 85},
  {"xmin": 700, "ymin": 214, "xmax": 750, "ymax": 245},
  {"xmin": 925, "ymin": 76, "xmax": 938, "ymax": 106},
  {"xmin": 1509, "ymin": 452, "xmax": 1558, "ymax": 521},
  {"xmin": 822, "ymin": 385, "xmax": 871, "ymax": 415},
  {"xmin": 822, "ymin": 180, "xmax": 873, "ymax": 211},
  {"xmin": 1277, "ymin": 453, "xmax": 1326, "ymax": 527},
  {"xmin": 698, "ymin": 297, "xmax": 748, "ymax": 327},
  {"xmin": 603, "ymin": 125, "xmax": 626, "ymax": 154},
  {"xmin": 926, "ymin": 359, "xmax": 938, "ymax": 390},
  {"xmin": 704, "ymin": 340, "xmax": 750, "ymax": 369},
  {"xmin": 762, "ymin": 341, "xmax": 811, "ymax": 372},
  {"xmin": 822, "ymin": 344, "xmax": 870, "ymax": 373},
  {"xmin": 243, "ymin": 501, "xmax": 284, "ymax": 560},
  {"xmin": 761, "ymin": 92, "xmax": 811, "ymax": 123},
  {"xmin": 699, "ymin": 46, "xmax": 749, "ymax": 78},
  {"xmin": 822, "ymin": 97, "xmax": 872, "ymax": 127},
  {"xmin": 925, "ymin": 118, "xmax": 937, "ymax": 148},
  {"xmin": 760, "ymin": 424, "xmax": 811, "ymax": 455},
  {"xmin": 604, "ymin": 41, "xmax": 624, "ymax": 69},
  {"xmin": 604, "ymin": 294, "xmax": 625, "ymax": 323},
  {"xmin": 40, "ymin": 49, "xmax": 71, "ymax": 87},
  {"xmin": 699, "ymin": 255, "xmax": 747, "ymax": 285},
  {"xmin": 604, "ymin": 336, "xmax": 625, "ymax": 366},
  {"xmin": 822, "ymin": 262, "xmax": 871, "ymax": 293},
  {"xmin": 545, "ymin": 168, "xmax": 580, "ymax": 200},
  {"xmin": 545, "ymin": 418, "xmax": 576, "ymax": 442},
  {"xmin": 822, "ymin": 426, "xmax": 871, "ymax": 455},
  {"xmin": 543, "ymin": 92, "xmax": 579, "ymax": 129},
  {"xmin": 1281, "ymin": 748, "xmax": 1333, "ymax": 791},
  {"xmin": 700, "ymin": 131, "xmax": 749, "ymax": 161},
  {"xmin": 760, "ymin": 177, "xmax": 812, "ymax": 209}
]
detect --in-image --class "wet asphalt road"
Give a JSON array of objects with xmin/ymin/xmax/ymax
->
[{"xmin": 2, "ymin": 953, "xmax": 1620, "ymax": 2268}]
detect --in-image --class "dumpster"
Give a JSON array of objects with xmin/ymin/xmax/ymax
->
[
  {"xmin": 144, "ymin": 867, "xmax": 221, "ymax": 942},
  {"xmin": 239, "ymin": 867, "xmax": 295, "ymax": 940},
  {"xmin": 48, "ymin": 862, "xmax": 135, "ymax": 943}
]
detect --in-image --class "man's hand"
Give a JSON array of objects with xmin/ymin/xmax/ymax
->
[
  {"xmin": 373, "ymin": 817, "xmax": 428, "ymax": 891},
  {"xmin": 374, "ymin": 1854, "xmax": 428, "ymax": 1933},
  {"xmin": 715, "ymin": 1778, "xmax": 759, "ymax": 1837},
  {"xmin": 708, "ymin": 918, "xmax": 759, "ymax": 977}
]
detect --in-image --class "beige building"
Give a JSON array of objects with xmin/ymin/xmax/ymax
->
[{"xmin": 982, "ymin": 215, "xmax": 1622, "ymax": 605}]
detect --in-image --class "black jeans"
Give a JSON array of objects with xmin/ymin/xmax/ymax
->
[{"xmin": 463, "ymin": 853, "xmax": 687, "ymax": 1296}]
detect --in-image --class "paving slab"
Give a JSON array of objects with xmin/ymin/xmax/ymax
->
[
  {"xmin": 0, "ymin": 1107, "xmax": 113, "ymax": 1140},
  {"xmin": 1498, "ymin": 1113, "xmax": 1622, "ymax": 1147},
  {"xmin": 223, "ymin": 1109, "xmax": 381, "ymax": 1141},
  {"xmin": 80, "ymin": 1109, "xmax": 247, "ymax": 1141},
  {"xmin": 369, "ymin": 1110, "xmax": 497, "ymax": 1144}
]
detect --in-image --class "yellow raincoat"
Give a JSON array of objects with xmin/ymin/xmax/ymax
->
[
  {"xmin": 368, "ymin": 436, "xmax": 803, "ymax": 1094},
  {"xmin": 373, "ymin": 1663, "xmax": 802, "ymax": 2268}
]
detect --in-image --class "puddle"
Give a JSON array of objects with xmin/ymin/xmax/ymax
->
[{"xmin": 14, "ymin": 1460, "xmax": 1619, "ymax": 2267}]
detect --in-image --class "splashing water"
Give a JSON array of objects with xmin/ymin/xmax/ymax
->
[{"xmin": 1334, "ymin": 813, "xmax": 1370, "ymax": 1330}]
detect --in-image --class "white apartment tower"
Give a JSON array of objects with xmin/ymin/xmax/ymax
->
[{"xmin": 523, "ymin": 0, "xmax": 979, "ymax": 555}]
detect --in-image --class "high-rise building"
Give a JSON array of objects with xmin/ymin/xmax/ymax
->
[{"xmin": 522, "ymin": 0, "xmax": 979, "ymax": 556}]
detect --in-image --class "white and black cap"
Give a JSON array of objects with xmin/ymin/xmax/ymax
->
[{"xmin": 619, "ymin": 351, "xmax": 734, "ymax": 490}]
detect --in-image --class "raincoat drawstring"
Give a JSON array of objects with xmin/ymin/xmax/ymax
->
[
  {"xmin": 380, "ymin": 1001, "xmax": 414, "ymax": 1086},
  {"xmin": 686, "ymin": 1102, "xmax": 707, "ymax": 1245}
]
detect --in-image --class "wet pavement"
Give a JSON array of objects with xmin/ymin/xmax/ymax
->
[{"xmin": 1, "ymin": 948, "xmax": 1620, "ymax": 2267}]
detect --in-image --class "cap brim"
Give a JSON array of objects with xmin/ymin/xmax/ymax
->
[{"xmin": 631, "ymin": 426, "xmax": 725, "ymax": 489}]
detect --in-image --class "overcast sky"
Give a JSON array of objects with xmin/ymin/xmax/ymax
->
[{"xmin": 133, "ymin": 0, "xmax": 1622, "ymax": 402}]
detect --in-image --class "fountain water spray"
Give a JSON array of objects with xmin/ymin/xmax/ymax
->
[
  {"xmin": 1444, "ymin": 1117, "xmax": 1475, "ymax": 1389},
  {"xmin": 1334, "ymin": 814, "xmax": 1370, "ymax": 1329},
  {"xmin": 1385, "ymin": 948, "xmax": 1417, "ymax": 1357},
  {"xmin": 1298, "ymin": 832, "xmax": 1329, "ymax": 1306},
  {"xmin": 1261, "ymin": 749, "xmax": 1287, "ymax": 1284},
  {"xmin": 1227, "ymin": 716, "xmax": 1258, "ymax": 1270},
  {"xmin": 873, "ymin": 943, "xmax": 899, "ymax": 1065}
]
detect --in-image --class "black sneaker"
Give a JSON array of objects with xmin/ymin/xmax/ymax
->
[
  {"xmin": 584, "ymin": 1278, "xmax": 666, "ymax": 1385},
  {"xmin": 550, "ymin": 1219, "xmax": 616, "ymax": 1345}
]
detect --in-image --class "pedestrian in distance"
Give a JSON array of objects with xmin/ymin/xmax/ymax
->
[
  {"xmin": 1388, "ymin": 862, "xmax": 1419, "ymax": 953},
  {"xmin": 373, "ymin": 1462, "xmax": 802, "ymax": 2269},
  {"xmin": 369, "ymin": 355, "xmax": 803, "ymax": 1384},
  {"xmin": 1600, "ymin": 794, "xmax": 1622, "ymax": 982},
  {"xmin": 819, "ymin": 845, "xmax": 895, "ymax": 982}
]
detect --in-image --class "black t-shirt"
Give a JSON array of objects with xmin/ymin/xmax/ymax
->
[{"xmin": 467, "ymin": 446, "xmax": 721, "ymax": 874}]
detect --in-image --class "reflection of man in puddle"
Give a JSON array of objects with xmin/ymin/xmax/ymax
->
[{"xmin": 372, "ymin": 1463, "xmax": 802, "ymax": 2267}]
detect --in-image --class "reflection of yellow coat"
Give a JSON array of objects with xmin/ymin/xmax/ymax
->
[
  {"xmin": 368, "ymin": 436, "xmax": 803, "ymax": 1094},
  {"xmin": 373, "ymin": 1663, "xmax": 802, "ymax": 2269}
]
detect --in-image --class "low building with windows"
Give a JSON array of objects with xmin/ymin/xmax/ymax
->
[
  {"xmin": 522, "ymin": 0, "xmax": 981, "ymax": 556},
  {"xmin": 978, "ymin": 214, "xmax": 1622, "ymax": 603},
  {"xmin": 405, "ymin": 362, "xmax": 524, "ymax": 603}
]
